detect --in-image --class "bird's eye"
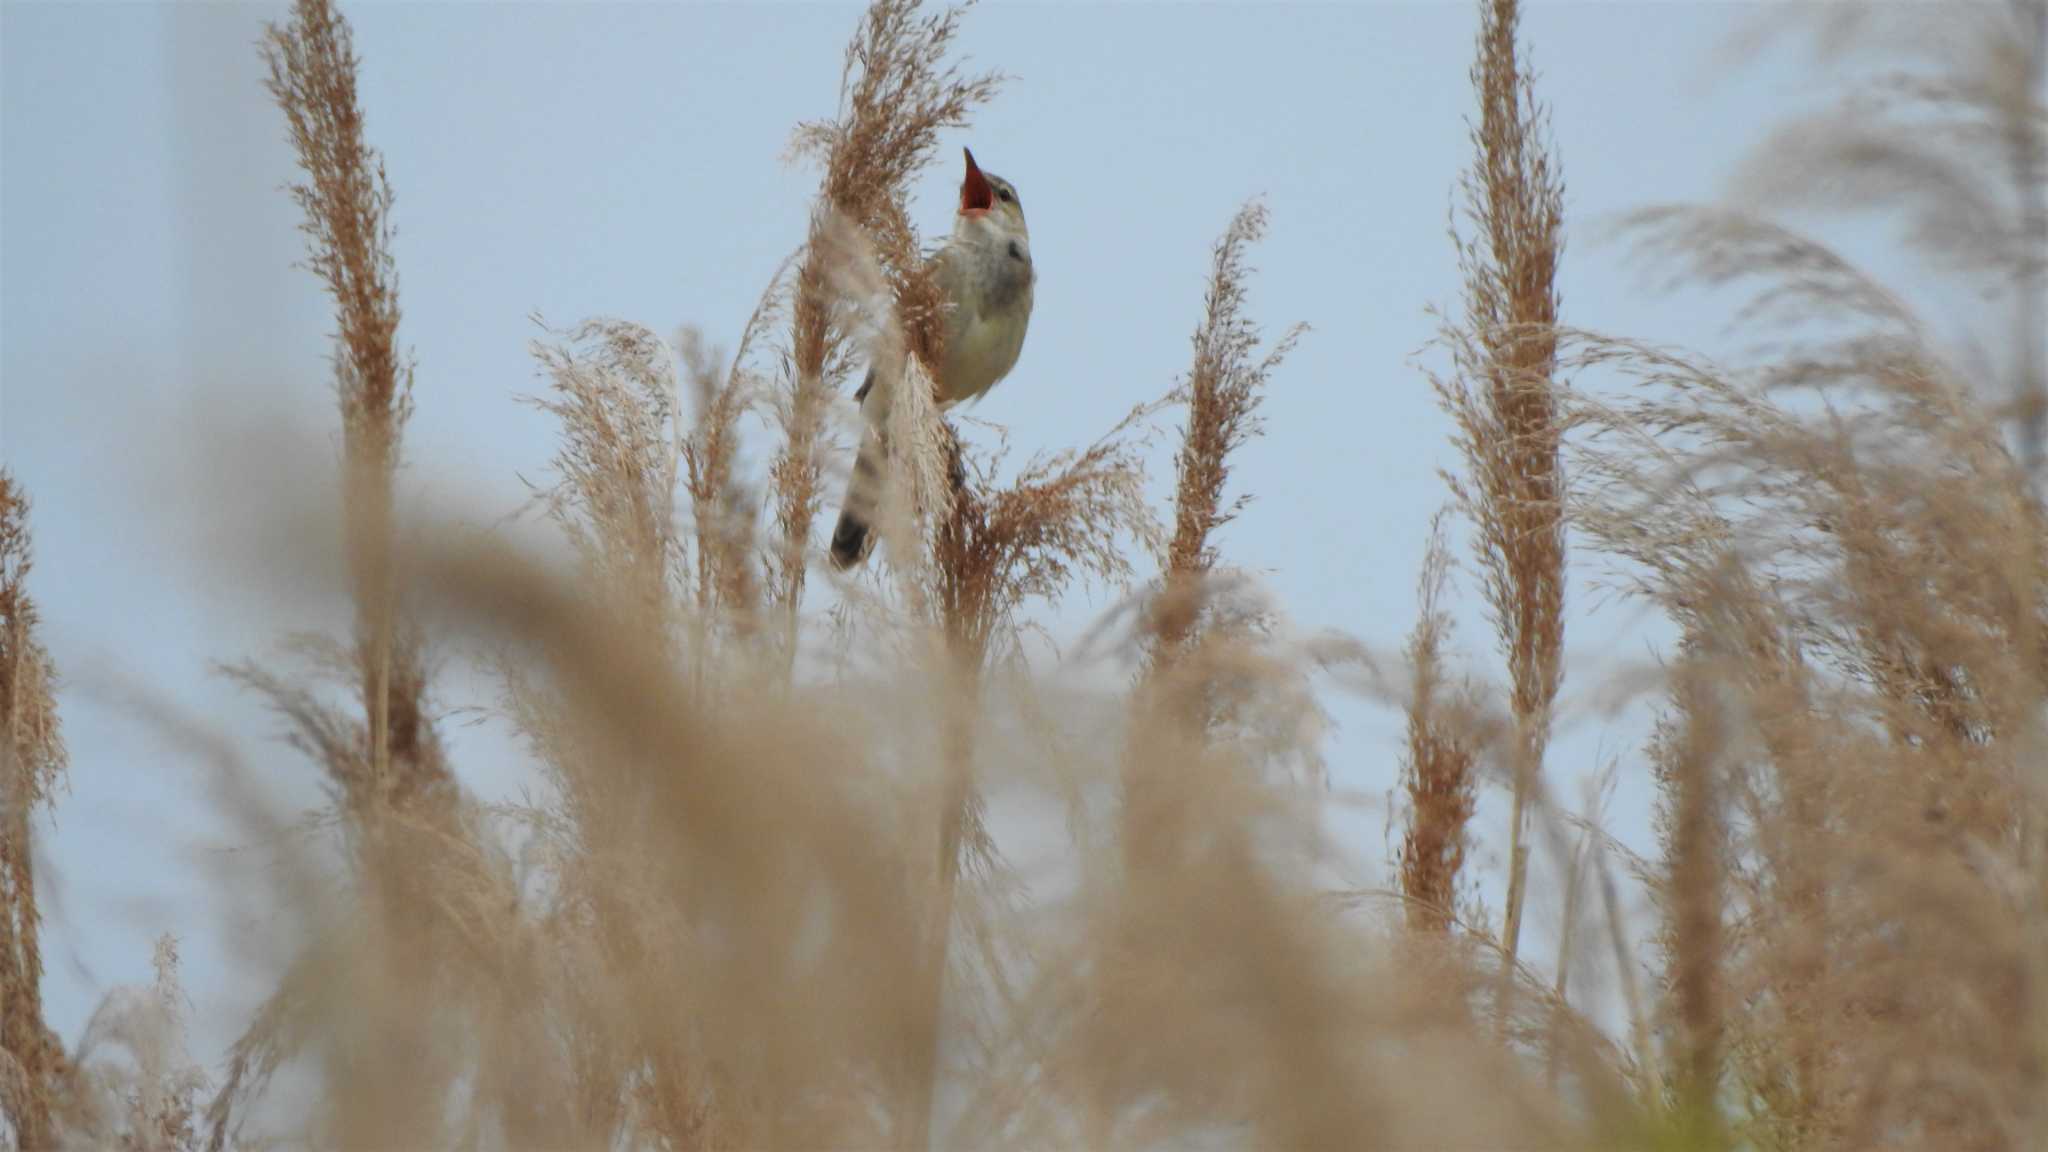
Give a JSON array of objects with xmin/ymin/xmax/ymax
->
[{"xmin": 997, "ymin": 187, "xmax": 1014, "ymax": 203}]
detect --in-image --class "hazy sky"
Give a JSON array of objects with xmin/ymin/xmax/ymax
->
[{"xmin": 4, "ymin": 0, "xmax": 1826, "ymax": 1069}]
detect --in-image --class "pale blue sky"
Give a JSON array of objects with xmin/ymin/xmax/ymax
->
[{"xmin": 5, "ymin": 0, "xmax": 1825, "ymax": 1072}]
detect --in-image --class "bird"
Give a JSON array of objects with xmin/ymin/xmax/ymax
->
[{"xmin": 828, "ymin": 146, "xmax": 1036, "ymax": 569}]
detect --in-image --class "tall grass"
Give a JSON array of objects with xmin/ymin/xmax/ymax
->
[
  {"xmin": 0, "ymin": 476, "xmax": 69, "ymax": 1151},
  {"xmin": 1396, "ymin": 511, "xmax": 1478, "ymax": 938},
  {"xmin": 1430, "ymin": 0, "xmax": 1567, "ymax": 974},
  {"xmin": 5, "ymin": 0, "xmax": 2047, "ymax": 1149}
]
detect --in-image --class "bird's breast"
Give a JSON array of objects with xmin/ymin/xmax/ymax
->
[
  {"xmin": 938, "ymin": 245, "xmax": 1033, "ymax": 405},
  {"xmin": 941, "ymin": 300, "xmax": 1029, "ymax": 404}
]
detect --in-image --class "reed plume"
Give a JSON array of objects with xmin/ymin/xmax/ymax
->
[
  {"xmin": 0, "ymin": 475, "xmax": 69, "ymax": 1151},
  {"xmin": 1396, "ymin": 511, "xmax": 1479, "ymax": 936},
  {"xmin": 1154, "ymin": 200, "xmax": 1303, "ymax": 662},
  {"xmin": 1431, "ymin": 0, "xmax": 1567, "ymax": 972}
]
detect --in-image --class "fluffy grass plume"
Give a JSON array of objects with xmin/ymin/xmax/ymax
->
[
  {"xmin": 0, "ymin": 476, "xmax": 69, "ymax": 1151},
  {"xmin": 1430, "ymin": 0, "xmax": 1568, "ymax": 973},
  {"xmin": 1396, "ymin": 511, "xmax": 1479, "ymax": 937},
  {"xmin": 1154, "ymin": 200, "xmax": 1303, "ymax": 659}
]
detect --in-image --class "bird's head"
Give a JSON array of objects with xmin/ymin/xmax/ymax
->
[{"xmin": 955, "ymin": 147, "xmax": 1026, "ymax": 240}]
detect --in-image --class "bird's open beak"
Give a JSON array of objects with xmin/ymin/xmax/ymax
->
[{"xmin": 959, "ymin": 147, "xmax": 994, "ymax": 217}]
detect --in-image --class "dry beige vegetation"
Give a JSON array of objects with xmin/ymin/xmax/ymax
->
[{"xmin": 2, "ymin": 0, "xmax": 2046, "ymax": 1148}]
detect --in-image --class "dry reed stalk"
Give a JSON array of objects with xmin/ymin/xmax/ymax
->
[
  {"xmin": 518, "ymin": 320, "xmax": 713, "ymax": 1144},
  {"xmin": 66, "ymin": 934, "xmax": 207, "ymax": 1151},
  {"xmin": 261, "ymin": 0, "xmax": 444, "ymax": 810},
  {"xmin": 412, "ymin": 525, "xmax": 935, "ymax": 1149},
  {"xmin": 1058, "ymin": 201, "xmax": 1324, "ymax": 1142},
  {"xmin": 800, "ymin": 220, "xmax": 961, "ymax": 1151},
  {"xmin": 1153, "ymin": 201, "xmax": 1303, "ymax": 662},
  {"xmin": 906, "ymin": 417, "xmax": 1154, "ymax": 1147},
  {"xmin": 525, "ymin": 318, "xmax": 687, "ymax": 635},
  {"xmin": 1572, "ymin": 332, "xmax": 2048, "ymax": 1145},
  {"xmin": 0, "ymin": 475, "xmax": 69, "ymax": 1152},
  {"xmin": 1650, "ymin": 639, "xmax": 1728, "ymax": 1144},
  {"xmin": 257, "ymin": 0, "xmax": 463, "ymax": 883},
  {"xmin": 1075, "ymin": 652, "xmax": 1594, "ymax": 1149},
  {"xmin": 518, "ymin": 314, "xmax": 787, "ymax": 1145},
  {"xmin": 1114, "ymin": 205, "xmax": 1300, "ymax": 1099},
  {"xmin": 1433, "ymin": 0, "xmax": 1567, "ymax": 973},
  {"xmin": 1565, "ymin": 71, "xmax": 2048, "ymax": 1128},
  {"xmin": 1555, "ymin": 15, "xmax": 2048, "ymax": 1140},
  {"xmin": 201, "ymin": 5, "xmax": 495, "ymax": 1143},
  {"xmin": 680, "ymin": 295, "xmax": 779, "ymax": 639},
  {"xmin": 1096, "ymin": 209, "xmax": 1303, "ymax": 1144},
  {"xmin": 1397, "ymin": 511, "xmax": 1480, "ymax": 936}
]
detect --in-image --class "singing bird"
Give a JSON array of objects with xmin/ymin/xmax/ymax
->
[{"xmin": 828, "ymin": 147, "xmax": 1036, "ymax": 569}]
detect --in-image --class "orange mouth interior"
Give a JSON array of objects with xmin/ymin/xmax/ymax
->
[{"xmin": 960, "ymin": 153, "xmax": 994, "ymax": 216}]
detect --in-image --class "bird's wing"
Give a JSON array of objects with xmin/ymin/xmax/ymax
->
[
  {"xmin": 927, "ymin": 241, "xmax": 973, "ymax": 323},
  {"xmin": 923, "ymin": 243, "xmax": 949, "ymax": 290}
]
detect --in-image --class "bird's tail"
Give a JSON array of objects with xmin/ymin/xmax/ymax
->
[{"xmin": 829, "ymin": 414, "xmax": 885, "ymax": 570}]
